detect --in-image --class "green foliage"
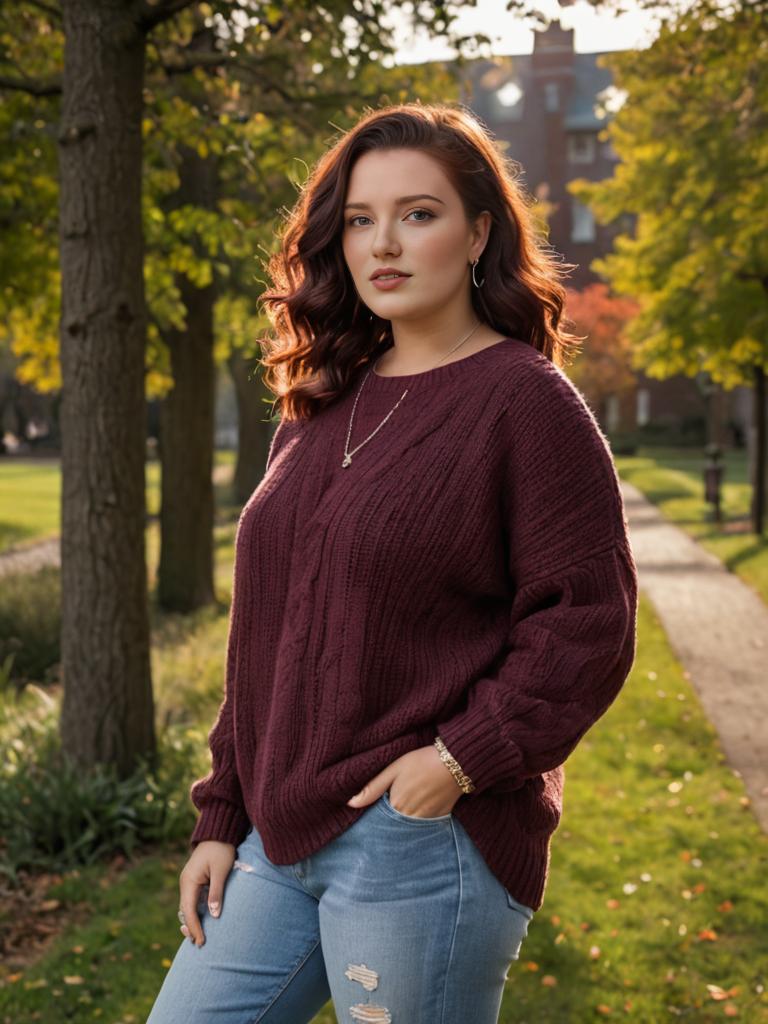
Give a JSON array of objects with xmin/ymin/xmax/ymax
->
[
  {"xmin": 569, "ymin": 0, "xmax": 768, "ymax": 387},
  {"xmin": 0, "ymin": 567, "xmax": 61, "ymax": 686},
  {"xmin": 1, "ymin": 0, "xmax": 474, "ymax": 403},
  {"xmin": 0, "ymin": 692, "xmax": 198, "ymax": 885}
]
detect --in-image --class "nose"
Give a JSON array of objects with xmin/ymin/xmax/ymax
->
[{"xmin": 372, "ymin": 219, "xmax": 401, "ymax": 260}]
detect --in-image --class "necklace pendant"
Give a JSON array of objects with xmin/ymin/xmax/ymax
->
[{"xmin": 342, "ymin": 453, "xmax": 352, "ymax": 468}]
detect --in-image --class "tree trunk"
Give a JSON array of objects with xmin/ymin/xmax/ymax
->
[
  {"xmin": 751, "ymin": 362, "xmax": 766, "ymax": 536},
  {"xmin": 229, "ymin": 349, "xmax": 274, "ymax": 506},
  {"xmin": 58, "ymin": 0, "xmax": 155, "ymax": 776},
  {"xmin": 156, "ymin": 143, "xmax": 217, "ymax": 612}
]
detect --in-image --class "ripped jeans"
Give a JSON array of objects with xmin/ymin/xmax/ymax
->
[{"xmin": 146, "ymin": 790, "xmax": 535, "ymax": 1024}]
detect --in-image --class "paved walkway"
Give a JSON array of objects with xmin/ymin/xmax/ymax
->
[
  {"xmin": 621, "ymin": 479, "xmax": 768, "ymax": 833},
  {"xmin": 0, "ymin": 465, "xmax": 235, "ymax": 580}
]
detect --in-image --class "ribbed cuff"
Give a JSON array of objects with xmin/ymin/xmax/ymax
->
[
  {"xmin": 190, "ymin": 799, "xmax": 251, "ymax": 849},
  {"xmin": 436, "ymin": 700, "xmax": 524, "ymax": 795}
]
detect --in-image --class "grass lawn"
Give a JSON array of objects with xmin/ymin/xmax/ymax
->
[
  {"xmin": 614, "ymin": 446, "xmax": 768, "ymax": 605},
  {"xmin": 0, "ymin": 451, "xmax": 237, "ymax": 555},
  {"xmin": 1, "ymin": 591, "xmax": 765, "ymax": 1023}
]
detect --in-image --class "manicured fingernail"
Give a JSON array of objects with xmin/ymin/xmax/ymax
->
[{"xmin": 209, "ymin": 902, "xmax": 220, "ymax": 917}]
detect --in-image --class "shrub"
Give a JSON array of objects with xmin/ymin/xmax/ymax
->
[
  {"xmin": 0, "ymin": 567, "xmax": 61, "ymax": 687},
  {"xmin": 0, "ymin": 688, "xmax": 201, "ymax": 885}
]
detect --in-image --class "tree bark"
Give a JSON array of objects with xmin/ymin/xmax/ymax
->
[
  {"xmin": 58, "ymin": 0, "xmax": 155, "ymax": 775},
  {"xmin": 229, "ymin": 349, "xmax": 274, "ymax": 506},
  {"xmin": 752, "ymin": 362, "xmax": 766, "ymax": 536},
  {"xmin": 156, "ymin": 143, "xmax": 217, "ymax": 612}
]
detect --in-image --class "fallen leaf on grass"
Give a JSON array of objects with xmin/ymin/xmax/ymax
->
[
  {"xmin": 63, "ymin": 975, "xmax": 84, "ymax": 985},
  {"xmin": 698, "ymin": 929, "xmax": 718, "ymax": 941},
  {"xmin": 541, "ymin": 975, "xmax": 557, "ymax": 987},
  {"xmin": 707, "ymin": 984, "xmax": 740, "ymax": 1001},
  {"xmin": 718, "ymin": 900, "xmax": 733, "ymax": 913},
  {"xmin": 723, "ymin": 1005, "xmax": 738, "ymax": 1017},
  {"xmin": 606, "ymin": 899, "xmax": 620, "ymax": 909},
  {"xmin": 524, "ymin": 961, "xmax": 539, "ymax": 971},
  {"xmin": 596, "ymin": 1005, "xmax": 612, "ymax": 1014}
]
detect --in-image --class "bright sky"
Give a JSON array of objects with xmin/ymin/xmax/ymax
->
[{"xmin": 390, "ymin": 0, "xmax": 664, "ymax": 61}]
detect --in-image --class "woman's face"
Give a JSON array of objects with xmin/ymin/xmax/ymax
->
[{"xmin": 341, "ymin": 147, "xmax": 488, "ymax": 326}]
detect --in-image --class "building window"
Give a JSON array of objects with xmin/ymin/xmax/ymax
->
[
  {"xmin": 544, "ymin": 82, "xmax": 559, "ymax": 112},
  {"xmin": 636, "ymin": 388, "xmax": 651, "ymax": 427},
  {"xmin": 492, "ymin": 79, "xmax": 524, "ymax": 120},
  {"xmin": 571, "ymin": 199, "xmax": 596, "ymax": 242},
  {"xmin": 567, "ymin": 134, "xmax": 596, "ymax": 164}
]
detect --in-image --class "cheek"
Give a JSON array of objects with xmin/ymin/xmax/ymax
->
[{"xmin": 342, "ymin": 234, "xmax": 364, "ymax": 273}]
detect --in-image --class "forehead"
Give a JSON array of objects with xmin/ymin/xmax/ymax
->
[{"xmin": 345, "ymin": 148, "xmax": 456, "ymax": 202}]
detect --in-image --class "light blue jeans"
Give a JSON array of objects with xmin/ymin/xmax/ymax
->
[{"xmin": 147, "ymin": 790, "xmax": 535, "ymax": 1023}]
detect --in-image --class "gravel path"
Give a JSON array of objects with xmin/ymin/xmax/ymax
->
[
  {"xmin": 0, "ymin": 537, "xmax": 60, "ymax": 578},
  {"xmin": 621, "ymin": 479, "xmax": 768, "ymax": 833}
]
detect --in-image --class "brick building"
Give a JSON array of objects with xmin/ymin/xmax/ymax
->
[{"xmin": 458, "ymin": 18, "xmax": 751, "ymax": 448}]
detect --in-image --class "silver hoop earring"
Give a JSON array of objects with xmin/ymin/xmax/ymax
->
[{"xmin": 471, "ymin": 258, "xmax": 485, "ymax": 288}]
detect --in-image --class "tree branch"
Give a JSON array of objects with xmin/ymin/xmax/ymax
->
[
  {"xmin": 0, "ymin": 72, "xmax": 62, "ymax": 96},
  {"xmin": 24, "ymin": 0, "xmax": 63, "ymax": 20},
  {"xmin": 154, "ymin": 49, "xmax": 233, "ymax": 76},
  {"xmin": 134, "ymin": 0, "xmax": 196, "ymax": 32}
]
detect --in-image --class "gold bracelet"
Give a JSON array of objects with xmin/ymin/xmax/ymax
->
[{"xmin": 434, "ymin": 735, "xmax": 475, "ymax": 793}]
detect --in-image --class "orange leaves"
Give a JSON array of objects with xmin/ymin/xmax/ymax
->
[
  {"xmin": 707, "ymin": 984, "xmax": 740, "ymax": 1001},
  {"xmin": 706, "ymin": 984, "xmax": 741, "ymax": 1017},
  {"xmin": 522, "ymin": 962, "xmax": 557, "ymax": 986}
]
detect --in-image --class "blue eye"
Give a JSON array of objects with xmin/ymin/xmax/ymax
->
[{"xmin": 346, "ymin": 208, "xmax": 435, "ymax": 227}]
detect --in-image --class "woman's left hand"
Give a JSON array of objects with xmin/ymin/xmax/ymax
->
[{"xmin": 346, "ymin": 743, "xmax": 463, "ymax": 817}]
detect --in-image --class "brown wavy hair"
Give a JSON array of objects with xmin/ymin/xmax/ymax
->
[{"xmin": 258, "ymin": 101, "xmax": 580, "ymax": 421}]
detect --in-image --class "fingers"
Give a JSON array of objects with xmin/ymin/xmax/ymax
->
[
  {"xmin": 179, "ymin": 874, "xmax": 205, "ymax": 947},
  {"xmin": 208, "ymin": 864, "xmax": 230, "ymax": 919}
]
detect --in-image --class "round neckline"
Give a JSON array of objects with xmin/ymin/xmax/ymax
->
[{"xmin": 365, "ymin": 337, "xmax": 520, "ymax": 390}]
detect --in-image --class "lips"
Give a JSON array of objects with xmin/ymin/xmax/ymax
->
[{"xmin": 370, "ymin": 269, "xmax": 411, "ymax": 281}]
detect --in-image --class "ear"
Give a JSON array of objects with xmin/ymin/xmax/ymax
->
[{"xmin": 469, "ymin": 210, "xmax": 492, "ymax": 262}]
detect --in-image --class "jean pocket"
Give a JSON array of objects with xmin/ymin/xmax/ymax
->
[
  {"xmin": 504, "ymin": 888, "xmax": 535, "ymax": 921},
  {"xmin": 380, "ymin": 790, "xmax": 452, "ymax": 823}
]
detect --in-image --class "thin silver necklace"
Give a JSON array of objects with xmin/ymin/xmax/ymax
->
[{"xmin": 341, "ymin": 321, "xmax": 483, "ymax": 468}]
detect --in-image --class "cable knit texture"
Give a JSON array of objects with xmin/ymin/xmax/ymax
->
[{"xmin": 189, "ymin": 337, "xmax": 639, "ymax": 912}]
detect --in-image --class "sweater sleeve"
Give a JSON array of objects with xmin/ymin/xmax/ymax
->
[
  {"xmin": 435, "ymin": 355, "xmax": 639, "ymax": 796},
  {"xmin": 188, "ymin": 592, "xmax": 251, "ymax": 848},
  {"xmin": 188, "ymin": 413, "xmax": 295, "ymax": 847}
]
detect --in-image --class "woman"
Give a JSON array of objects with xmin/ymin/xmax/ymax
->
[{"xmin": 147, "ymin": 102, "xmax": 638, "ymax": 1024}]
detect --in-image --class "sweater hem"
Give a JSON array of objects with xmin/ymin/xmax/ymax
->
[{"xmin": 249, "ymin": 794, "xmax": 552, "ymax": 914}]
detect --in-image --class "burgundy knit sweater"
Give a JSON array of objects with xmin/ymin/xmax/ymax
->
[{"xmin": 189, "ymin": 337, "xmax": 638, "ymax": 912}]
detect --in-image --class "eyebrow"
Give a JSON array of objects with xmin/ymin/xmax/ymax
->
[{"xmin": 343, "ymin": 193, "xmax": 446, "ymax": 210}]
